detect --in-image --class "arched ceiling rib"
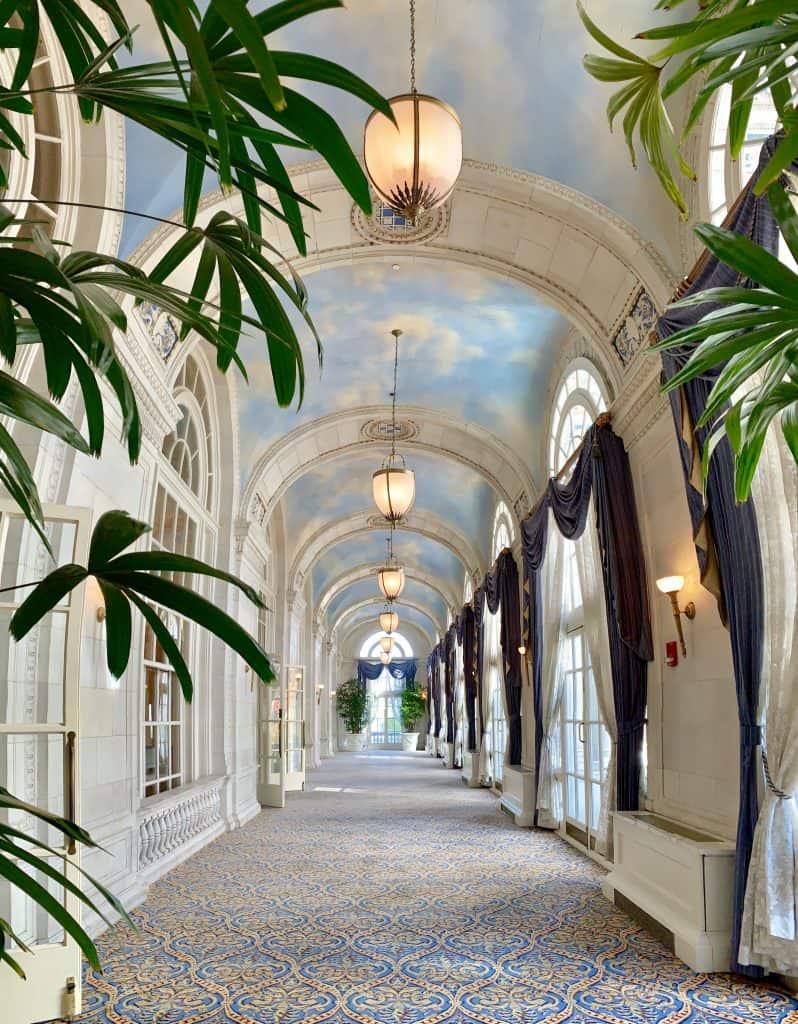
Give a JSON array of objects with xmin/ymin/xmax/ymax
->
[
  {"xmin": 290, "ymin": 510, "xmax": 481, "ymax": 596},
  {"xmin": 326, "ymin": 577, "xmax": 449, "ymax": 637},
  {"xmin": 332, "ymin": 598, "xmax": 441, "ymax": 645},
  {"xmin": 317, "ymin": 564, "xmax": 457, "ymax": 624}
]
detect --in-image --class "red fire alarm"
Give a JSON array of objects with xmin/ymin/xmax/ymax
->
[{"xmin": 665, "ymin": 640, "xmax": 678, "ymax": 667}]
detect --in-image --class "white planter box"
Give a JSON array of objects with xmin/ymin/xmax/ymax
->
[
  {"xmin": 602, "ymin": 811, "xmax": 735, "ymax": 972},
  {"xmin": 339, "ymin": 731, "xmax": 367, "ymax": 752},
  {"xmin": 401, "ymin": 732, "xmax": 419, "ymax": 751},
  {"xmin": 461, "ymin": 751, "xmax": 482, "ymax": 788},
  {"xmin": 499, "ymin": 765, "xmax": 536, "ymax": 826}
]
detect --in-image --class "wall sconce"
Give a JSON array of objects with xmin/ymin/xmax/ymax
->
[
  {"xmin": 86, "ymin": 575, "xmax": 106, "ymax": 623},
  {"xmin": 656, "ymin": 575, "xmax": 696, "ymax": 657},
  {"xmin": 317, "ymin": 684, "xmax": 324, "ymax": 705},
  {"xmin": 518, "ymin": 645, "xmax": 526, "ymax": 656}
]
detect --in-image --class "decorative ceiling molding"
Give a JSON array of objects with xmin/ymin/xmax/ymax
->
[
  {"xmin": 331, "ymin": 597, "xmax": 442, "ymax": 643},
  {"xmin": 289, "ymin": 508, "xmax": 482, "ymax": 596},
  {"xmin": 337, "ymin": 619, "xmax": 434, "ymax": 663},
  {"xmin": 125, "ymin": 158, "xmax": 677, "ymax": 420},
  {"xmin": 351, "ymin": 195, "xmax": 450, "ymax": 245},
  {"xmin": 316, "ymin": 563, "xmax": 457, "ymax": 624},
  {"xmin": 241, "ymin": 404, "xmax": 535, "ymax": 537}
]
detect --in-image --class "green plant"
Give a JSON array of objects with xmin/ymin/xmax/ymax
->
[
  {"xmin": 400, "ymin": 686, "xmax": 427, "ymax": 733},
  {"xmin": 579, "ymin": 0, "xmax": 798, "ymax": 498},
  {"xmin": 336, "ymin": 679, "xmax": 369, "ymax": 734},
  {"xmin": 0, "ymin": 0, "xmax": 388, "ymax": 977}
]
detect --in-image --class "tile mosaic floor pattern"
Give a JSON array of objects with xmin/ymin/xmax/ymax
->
[{"xmin": 80, "ymin": 752, "xmax": 797, "ymax": 1023}]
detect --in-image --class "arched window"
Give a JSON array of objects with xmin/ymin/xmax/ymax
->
[
  {"xmin": 482, "ymin": 502, "xmax": 514, "ymax": 787},
  {"xmin": 143, "ymin": 356, "xmax": 218, "ymax": 799},
  {"xmin": 549, "ymin": 362, "xmax": 608, "ymax": 478},
  {"xmin": 360, "ymin": 631, "xmax": 413, "ymax": 660},
  {"xmin": 547, "ymin": 372, "xmax": 612, "ymax": 848},
  {"xmin": 705, "ymin": 85, "xmax": 794, "ymax": 268},
  {"xmin": 360, "ymin": 631, "xmax": 413, "ymax": 748},
  {"xmin": 163, "ymin": 355, "xmax": 216, "ymax": 513}
]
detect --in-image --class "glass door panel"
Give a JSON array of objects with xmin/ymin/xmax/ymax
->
[
  {"xmin": 560, "ymin": 629, "xmax": 611, "ymax": 850},
  {"xmin": 258, "ymin": 662, "xmax": 285, "ymax": 808},
  {"xmin": 284, "ymin": 665, "xmax": 305, "ymax": 791},
  {"xmin": 367, "ymin": 671, "xmax": 403, "ymax": 748},
  {"xmin": 0, "ymin": 504, "xmax": 90, "ymax": 1023}
]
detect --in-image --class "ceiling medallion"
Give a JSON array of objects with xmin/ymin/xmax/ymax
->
[
  {"xmin": 351, "ymin": 197, "xmax": 449, "ymax": 245},
  {"xmin": 361, "ymin": 417, "xmax": 419, "ymax": 443}
]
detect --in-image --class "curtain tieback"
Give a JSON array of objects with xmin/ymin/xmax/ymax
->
[
  {"xmin": 740, "ymin": 724, "xmax": 762, "ymax": 748},
  {"xmin": 762, "ymin": 749, "xmax": 791, "ymax": 801}
]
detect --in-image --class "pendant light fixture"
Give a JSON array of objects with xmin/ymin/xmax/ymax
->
[
  {"xmin": 380, "ymin": 635, "xmax": 394, "ymax": 654},
  {"xmin": 363, "ymin": 0, "xmax": 462, "ymax": 224},
  {"xmin": 380, "ymin": 651, "xmax": 392, "ymax": 665},
  {"xmin": 380, "ymin": 608, "xmax": 399, "ymax": 634},
  {"xmin": 377, "ymin": 529, "xmax": 405, "ymax": 600},
  {"xmin": 372, "ymin": 329, "xmax": 415, "ymax": 523}
]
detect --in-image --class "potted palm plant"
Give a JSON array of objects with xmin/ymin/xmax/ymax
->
[
  {"xmin": 336, "ymin": 678, "xmax": 369, "ymax": 752},
  {"xmin": 400, "ymin": 685, "xmax": 427, "ymax": 752}
]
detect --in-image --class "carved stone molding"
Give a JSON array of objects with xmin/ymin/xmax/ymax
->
[
  {"xmin": 138, "ymin": 779, "xmax": 222, "ymax": 869},
  {"xmin": 360, "ymin": 417, "xmax": 419, "ymax": 443}
]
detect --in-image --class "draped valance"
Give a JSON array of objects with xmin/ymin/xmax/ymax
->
[
  {"xmin": 521, "ymin": 421, "xmax": 653, "ymax": 814},
  {"xmin": 357, "ymin": 658, "xmax": 417, "ymax": 688}
]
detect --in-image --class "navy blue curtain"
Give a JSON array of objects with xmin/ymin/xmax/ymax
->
[
  {"xmin": 654, "ymin": 136, "xmax": 788, "ymax": 976},
  {"xmin": 444, "ymin": 625, "xmax": 456, "ymax": 746},
  {"xmin": 473, "ymin": 587, "xmax": 486, "ymax": 739},
  {"xmin": 357, "ymin": 658, "xmax": 417, "ymax": 688},
  {"xmin": 460, "ymin": 605, "xmax": 478, "ymax": 751},
  {"xmin": 521, "ymin": 422, "xmax": 652, "ymax": 819}
]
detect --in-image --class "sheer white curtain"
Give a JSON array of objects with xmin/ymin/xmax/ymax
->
[
  {"xmin": 739, "ymin": 425, "xmax": 798, "ymax": 973},
  {"xmin": 573, "ymin": 499, "xmax": 617, "ymax": 855},
  {"xmin": 479, "ymin": 611, "xmax": 495, "ymax": 785},
  {"xmin": 536, "ymin": 516, "xmax": 566, "ymax": 829}
]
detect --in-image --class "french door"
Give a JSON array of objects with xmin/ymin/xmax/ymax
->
[
  {"xmin": 560, "ymin": 626, "xmax": 611, "ymax": 849},
  {"xmin": 368, "ymin": 670, "xmax": 402, "ymax": 748},
  {"xmin": 258, "ymin": 666, "xmax": 285, "ymax": 809},
  {"xmin": 0, "ymin": 503, "xmax": 90, "ymax": 1023},
  {"xmin": 284, "ymin": 665, "xmax": 305, "ymax": 791}
]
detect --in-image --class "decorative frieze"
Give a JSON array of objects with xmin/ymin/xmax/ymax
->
[
  {"xmin": 139, "ymin": 302, "xmax": 180, "ymax": 362},
  {"xmin": 138, "ymin": 780, "xmax": 222, "ymax": 869},
  {"xmin": 611, "ymin": 288, "xmax": 659, "ymax": 366}
]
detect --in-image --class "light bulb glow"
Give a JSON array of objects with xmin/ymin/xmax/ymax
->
[
  {"xmin": 364, "ymin": 93, "xmax": 463, "ymax": 222},
  {"xmin": 380, "ymin": 610, "xmax": 399, "ymax": 633},
  {"xmin": 656, "ymin": 575, "xmax": 684, "ymax": 595},
  {"xmin": 378, "ymin": 565, "xmax": 405, "ymax": 600},
  {"xmin": 372, "ymin": 466, "xmax": 415, "ymax": 522}
]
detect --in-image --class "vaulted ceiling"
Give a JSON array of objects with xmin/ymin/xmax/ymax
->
[{"xmin": 124, "ymin": 0, "xmax": 681, "ymax": 657}]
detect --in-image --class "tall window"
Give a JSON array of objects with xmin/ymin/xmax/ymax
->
[
  {"xmin": 548, "ymin": 362, "xmax": 608, "ymax": 478},
  {"xmin": 485, "ymin": 503, "xmax": 513, "ymax": 786},
  {"xmin": 705, "ymin": 85, "xmax": 794, "ymax": 269},
  {"xmin": 360, "ymin": 632, "xmax": 413, "ymax": 748},
  {"xmin": 143, "ymin": 356, "xmax": 216, "ymax": 798},
  {"xmin": 550, "ymin": 362, "xmax": 611, "ymax": 847}
]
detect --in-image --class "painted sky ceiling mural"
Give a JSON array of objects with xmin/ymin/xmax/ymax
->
[
  {"xmin": 122, "ymin": 0, "xmax": 683, "ymax": 268},
  {"xmin": 121, "ymin": 0, "xmax": 685, "ymax": 648},
  {"xmin": 334, "ymin": 599, "xmax": 439, "ymax": 648},
  {"xmin": 237, "ymin": 262, "xmax": 569, "ymax": 485}
]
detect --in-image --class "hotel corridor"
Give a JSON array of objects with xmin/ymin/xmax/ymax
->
[{"xmin": 79, "ymin": 754, "xmax": 795, "ymax": 1024}]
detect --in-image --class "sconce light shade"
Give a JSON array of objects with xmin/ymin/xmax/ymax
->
[
  {"xmin": 378, "ymin": 564, "xmax": 405, "ymax": 600},
  {"xmin": 380, "ymin": 610, "xmax": 399, "ymax": 633},
  {"xmin": 380, "ymin": 635, "xmax": 394, "ymax": 653},
  {"xmin": 656, "ymin": 575, "xmax": 684, "ymax": 595},
  {"xmin": 373, "ymin": 465, "xmax": 415, "ymax": 522}
]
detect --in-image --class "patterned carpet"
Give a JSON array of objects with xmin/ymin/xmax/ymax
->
[{"xmin": 80, "ymin": 752, "xmax": 797, "ymax": 1023}]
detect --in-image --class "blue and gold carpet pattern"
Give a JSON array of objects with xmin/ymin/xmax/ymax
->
[{"xmin": 81, "ymin": 753, "xmax": 797, "ymax": 1023}]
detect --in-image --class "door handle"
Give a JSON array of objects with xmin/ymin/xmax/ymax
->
[
  {"xmin": 66, "ymin": 731, "xmax": 77, "ymax": 855},
  {"xmin": 577, "ymin": 721, "xmax": 585, "ymax": 745}
]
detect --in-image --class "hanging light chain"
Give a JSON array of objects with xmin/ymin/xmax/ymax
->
[
  {"xmin": 409, "ymin": 0, "xmax": 416, "ymax": 94},
  {"xmin": 390, "ymin": 328, "xmax": 402, "ymax": 461}
]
